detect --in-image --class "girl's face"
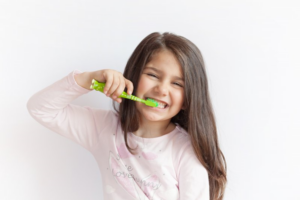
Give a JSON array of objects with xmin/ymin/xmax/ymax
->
[{"xmin": 135, "ymin": 49, "xmax": 185, "ymax": 124}]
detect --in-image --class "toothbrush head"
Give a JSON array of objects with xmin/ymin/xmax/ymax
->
[{"xmin": 144, "ymin": 98, "xmax": 159, "ymax": 107}]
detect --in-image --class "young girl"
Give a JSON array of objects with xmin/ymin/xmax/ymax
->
[{"xmin": 27, "ymin": 32, "xmax": 227, "ymax": 200}]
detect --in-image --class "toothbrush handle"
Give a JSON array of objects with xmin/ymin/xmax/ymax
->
[{"xmin": 91, "ymin": 80, "xmax": 144, "ymax": 103}]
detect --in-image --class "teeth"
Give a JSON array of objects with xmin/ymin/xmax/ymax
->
[
  {"xmin": 158, "ymin": 102, "xmax": 166, "ymax": 108},
  {"xmin": 157, "ymin": 104, "xmax": 165, "ymax": 109},
  {"xmin": 147, "ymin": 98, "xmax": 167, "ymax": 108}
]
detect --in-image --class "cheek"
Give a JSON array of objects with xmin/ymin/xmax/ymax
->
[
  {"xmin": 172, "ymin": 90, "xmax": 185, "ymax": 106},
  {"xmin": 136, "ymin": 77, "xmax": 151, "ymax": 95}
]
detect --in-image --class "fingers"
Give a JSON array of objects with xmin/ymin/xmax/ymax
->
[
  {"xmin": 100, "ymin": 70, "xmax": 133, "ymax": 104},
  {"xmin": 102, "ymin": 70, "xmax": 121, "ymax": 96},
  {"xmin": 125, "ymin": 79, "xmax": 134, "ymax": 95},
  {"xmin": 113, "ymin": 77, "xmax": 125, "ymax": 98},
  {"xmin": 106, "ymin": 76, "xmax": 119, "ymax": 98},
  {"xmin": 111, "ymin": 77, "xmax": 125, "ymax": 103}
]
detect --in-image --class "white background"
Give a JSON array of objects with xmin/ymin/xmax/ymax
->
[{"xmin": 1, "ymin": 0, "xmax": 300, "ymax": 199}]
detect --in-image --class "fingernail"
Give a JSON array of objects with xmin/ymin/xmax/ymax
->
[
  {"xmin": 104, "ymin": 91, "xmax": 107, "ymax": 94},
  {"xmin": 112, "ymin": 95, "xmax": 117, "ymax": 99}
]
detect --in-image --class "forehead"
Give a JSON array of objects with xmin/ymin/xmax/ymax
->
[{"xmin": 144, "ymin": 50, "xmax": 183, "ymax": 78}]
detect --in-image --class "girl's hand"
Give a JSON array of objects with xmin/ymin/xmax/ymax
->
[
  {"xmin": 75, "ymin": 69, "xmax": 134, "ymax": 103},
  {"xmin": 97, "ymin": 69, "xmax": 133, "ymax": 103}
]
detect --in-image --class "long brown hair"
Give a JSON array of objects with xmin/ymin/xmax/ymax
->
[{"xmin": 114, "ymin": 32, "xmax": 227, "ymax": 200}]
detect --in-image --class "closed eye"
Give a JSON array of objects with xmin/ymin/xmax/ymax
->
[
  {"xmin": 147, "ymin": 73, "xmax": 158, "ymax": 78},
  {"xmin": 173, "ymin": 82, "xmax": 183, "ymax": 87}
]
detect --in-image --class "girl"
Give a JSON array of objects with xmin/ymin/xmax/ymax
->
[{"xmin": 27, "ymin": 32, "xmax": 227, "ymax": 200}]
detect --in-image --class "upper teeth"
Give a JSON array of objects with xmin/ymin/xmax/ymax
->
[
  {"xmin": 147, "ymin": 98, "xmax": 167, "ymax": 108},
  {"xmin": 158, "ymin": 103, "xmax": 166, "ymax": 108}
]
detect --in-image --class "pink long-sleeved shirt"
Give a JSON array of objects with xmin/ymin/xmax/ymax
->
[{"xmin": 27, "ymin": 70, "xmax": 209, "ymax": 200}]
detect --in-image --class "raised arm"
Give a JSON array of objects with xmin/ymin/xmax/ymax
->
[{"xmin": 27, "ymin": 69, "xmax": 134, "ymax": 151}]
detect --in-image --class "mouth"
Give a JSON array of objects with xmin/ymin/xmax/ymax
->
[{"xmin": 146, "ymin": 97, "xmax": 168, "ymax": 109}]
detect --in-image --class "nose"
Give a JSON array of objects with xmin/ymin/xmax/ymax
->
[{"xmin": 154, "ymin": 81, "xmax": 169, "ymax": 96}]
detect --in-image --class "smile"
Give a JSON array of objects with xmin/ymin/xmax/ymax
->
[{"xmin": 146, "ymin": 97, "xmax": 168, "ymax": 109}]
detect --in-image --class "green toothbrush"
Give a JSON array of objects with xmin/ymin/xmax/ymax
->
[{"xmin": 90, "ymin": 79, "xmax": 159, "ymax": 107}]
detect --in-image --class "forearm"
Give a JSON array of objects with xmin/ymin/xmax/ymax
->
[{"xmin": 27, "ymin": 71, "xmax": 91, "ymax": 121}]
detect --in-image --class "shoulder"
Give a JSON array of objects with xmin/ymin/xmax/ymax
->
[
  {"xmin": 172, "ymin": 125, "xmax": 190, "ymax": 145},
  {"xmin": 171, "ymin": 125, "xmax": 193, "ymax": 157},
  {"xmin": 171, "ymin": 126, "xmax": 209, "ymax": 198},
  {"xmin": 171, "ymin": 125, "xmax": 208, "ymax": 177}
]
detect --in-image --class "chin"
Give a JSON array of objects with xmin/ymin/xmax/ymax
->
[
  {"xmin": 141, "ymin": 112, "xmax": 164, "ymax": 122},
  {"xmin": 144, "ymin": 114, "xmax": 161, "ymax": 122}
]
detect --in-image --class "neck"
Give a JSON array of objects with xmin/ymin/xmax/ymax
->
[{"xmin": 133, "ymin": 118, "xmax": 175, "ymax": 138}]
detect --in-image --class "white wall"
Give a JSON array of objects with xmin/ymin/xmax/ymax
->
[{"xmin": 1, "ymin": 0, "xmax": 299, "ymax": 199}]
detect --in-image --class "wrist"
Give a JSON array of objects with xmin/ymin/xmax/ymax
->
[{"xmin": 74, "ymin": 71, "xmax": 93, "ymax": 90}]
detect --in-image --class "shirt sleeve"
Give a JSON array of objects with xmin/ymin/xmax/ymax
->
[
  {"xmin": 177, "ymin": 142, "xmax": 210, "ymax": 200},
  {"xmin": 27, "ymin": 70, "xmax": 114, "ymax": 151}
]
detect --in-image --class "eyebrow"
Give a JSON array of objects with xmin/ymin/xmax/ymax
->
[{"xmin": 144, "ymin": 66, "xmax": 184, "ymax": 81}]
